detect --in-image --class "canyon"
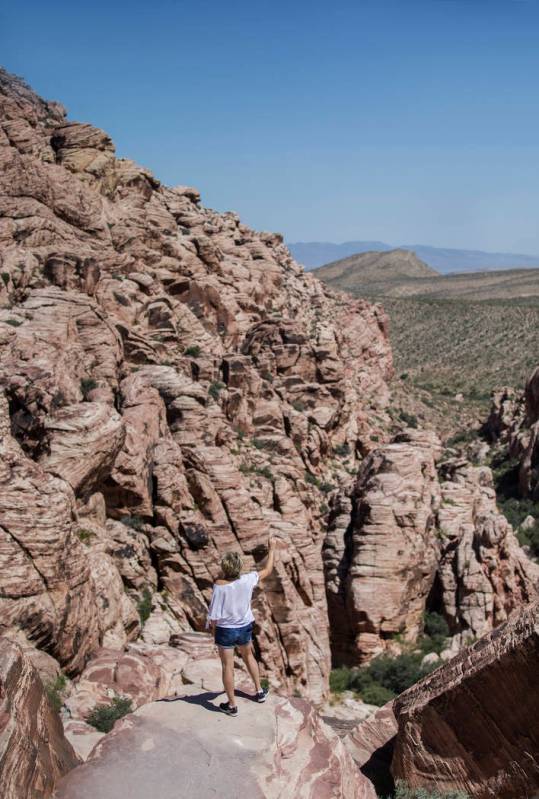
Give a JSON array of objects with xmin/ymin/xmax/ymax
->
[{"xmin": 0, "ymin": 67, "xmax": 538, "ymax": 798}]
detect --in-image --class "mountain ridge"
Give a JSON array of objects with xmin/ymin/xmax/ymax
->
[{"xmin": 289, "ymin": 239, "xmax": 539, "ymax": 273}]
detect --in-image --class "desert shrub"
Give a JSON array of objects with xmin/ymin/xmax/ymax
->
[
  {"xmin": 45, "ymin": 673, "xmax": 67, "ymax": 713},
  {"xmin": 330, "ymin": 648, "xmax": 438, "ymax": 706},
  {"xmin": 120, "ymin": 514, "xmax": 144, "ymax": 531},
  {"xmin": 399, "ymin": 410, "xmax": 418, "ymax": 428},
  {"xmin": 292, "ymin": 400, "xmax": 305, "ymax": 412},
  {"xmin": 252, "ymin": 437, "xmax": 279, "ymax": 452},
  {"xmin": 390, "ymin": 781, "xmax": 470, "ymax": 799},
  {"xmin": 1, "ymin": 272, "xmax": 10, "ymax": 286},
  {"xmin": 334, "ymin": 442, "xmax": 350, "ymax": 457},
  {"xmin": 208, "ymin": 380, "xmax": 225, "ymax": 400},
  {"xmin": 86, "ymin": 696, "xmax": 133, "ymax": 733},
  {"xmin": 80, "ymin": 377, "xmax": 97, "ymax": 399},
  {"xmin": 420, "ymin": 611, "xmax": 449, "ymax": 654},
  {"xmin": 5, "ymin": 318, "xmax": 21, "ymax": 327},
  {"xmin": 304, "ymin": 471, "xmax": 319, "ymax": 487},
  {"xmin": 137, "ymin": 587, "xmax": 153, "ymax": 625},
  {"xmin": 360, "ymin": 683, "xmax": 394, "ymax": 706},
  {"xmin": 319, "ymin": 481, "xmax": 335, "ymax": 494},
  {"xmin": 367, "ymin": 653, "xmax": 426, "ymax": 695},
  {"xmin": 77, "ymin": 528, "xmax": 94, "ymax": 544},
  {"xmin": 329, "ymin": 666, "xmax": 353, "ymax": 693},
  {"xmin": 185, "ymin": 345, "xmax": 201, "ymax": 357}
]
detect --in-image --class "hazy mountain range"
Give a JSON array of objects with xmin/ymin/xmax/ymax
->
[{"xmin": 288, "ymin": 240, "xmax": 539, "ymax": 273}]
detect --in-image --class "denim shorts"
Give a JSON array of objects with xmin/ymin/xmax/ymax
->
[{"xmin": 215, "ymin": 622, "xmax": 253, "ymax": 649}]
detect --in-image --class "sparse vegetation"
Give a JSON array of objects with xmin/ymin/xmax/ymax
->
[
  {"xmin": 292, "ymin": 400, "xmax": 305, "ymax": 412},
  {"xmin": 208, "ymin": 380, "xmax": 225, "ymax": 400},
  {"xmin": 120, "ymin": 515, "xmax": 145, "ymax": 531},
  {"xmin": 137, "ymin": 587, "xmax": 153, "ymax": 625},
  {"xmin": 5, "ymin": 318, "xmax": 22, "ymax": 327},
  {"xmin": 86, "ymin": 696, "xmax": 133, "ymax": 733},
  {"xmin": 491, "ymin": 455, "xmax": 539, "ymax": 557},
  {"xmin": 1, "ymin": 272, "xmax": 10, "ymax": 286},
  {"xmin": 399, "ymin": 410, "xmax": 418, "ymax": 428},
  {"xmin": 252, "ymin": 437, "xmax": 279, "ymax": 452},
  {"xmin": 80, "ymin": 377, "xmax": 98, "ymax": 399},
  {"xmin": 77, "ymin": 529, "xmax": 94, "ymax": 544},
  {"xmin": 330, "ymin": 613, "xmax": 448, "ymax": 704},
  {"xmin": 185, "ymin": 345, "xmax": 201, "ymax": 357},
  {"xmin": 334, "ymin": 442, "xmax": 350, "ymax": 457},
  {"xmin": 45, "ymin": 673, "xmax": 67, "ymax": 713}
]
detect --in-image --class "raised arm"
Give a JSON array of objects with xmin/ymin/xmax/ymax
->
[{"xmin": 258, "ymin": 535, "xmax": 277, "ymax": 583}]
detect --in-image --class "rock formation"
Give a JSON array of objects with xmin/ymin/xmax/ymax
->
[
  {"xmin": 0, "ymin": 638, "xmax": 80, "ymax": 799},
  {"xmin": 0, "ymin": 66, "xmax": 392, "ymax": 703},
  {"xmin": 392, "ymin": 600, "xmax": 539, "ymax": 798},
  {"xmin": 56, "ymin": 688, "xmax": 376, "ymax": 799},
  {"xmin": 324, "ymin": 429, "xmax": 539, "ymax": 662}
]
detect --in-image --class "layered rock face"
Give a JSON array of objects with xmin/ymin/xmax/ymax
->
[
  {"xmin": 392, "ymin": 600, "xmax": 539, "ymax": 799},
  {"xmin": 0, "ymin": 638, "xmax": 80, "ymax": 799},
  {"xmin": 324, "ymin": 429, "xmax": 539, "ymax": 662},
  {"xmin": 0, "ymin": 68, "xmax": 393, "ymax": 701}
]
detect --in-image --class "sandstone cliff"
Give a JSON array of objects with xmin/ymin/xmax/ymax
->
[
  {"xmin": 0, "ymin": 67, "xmax": 392, "ymax": 702},
  {"xmin": 324, "ymin": 429, "xmax": 538, "ymax": 663}
]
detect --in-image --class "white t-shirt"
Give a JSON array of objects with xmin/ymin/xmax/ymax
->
[{"xmin": 207, "ymin": 572, "xmax": 259, "ymax": 628}]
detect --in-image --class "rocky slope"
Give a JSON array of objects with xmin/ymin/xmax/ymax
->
[{"xmin": 0, "ymin": 67, "xmax": 393, "ymax": 704}]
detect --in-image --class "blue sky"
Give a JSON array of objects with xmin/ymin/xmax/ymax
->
[{"xmin": 2, "ymin": 0, "xmax": 539, "ymax": 251}]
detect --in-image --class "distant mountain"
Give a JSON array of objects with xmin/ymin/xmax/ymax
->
[
  {"xmin": 314, "ymin": 248, "xmax": 438, "ymax": 293},
  {"xmin": 288, "ymin": 240, "xmax": 539, "ymax": 273}
]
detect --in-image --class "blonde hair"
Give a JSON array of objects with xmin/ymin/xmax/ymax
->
[{"xmin": 221, "ymin": 551, "xmax": 243, "ymax": 580}]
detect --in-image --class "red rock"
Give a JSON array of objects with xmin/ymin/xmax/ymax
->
[
  {"xmin": 391, "ymin": 601, "xmax": 539, "ymax": 799},
  {"xmin": 0, "ymin": 637, "xmax": 80, "ymax": 799}
]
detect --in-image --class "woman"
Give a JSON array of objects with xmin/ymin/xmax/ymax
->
[{"xmin": 207, "ymin": 535, "xmax": 278, "ymax": 716}]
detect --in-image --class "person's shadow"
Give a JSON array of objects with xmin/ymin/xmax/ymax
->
[{"xmin": 158, "ymin": 689, "xmax": 255, "ymax": 714}]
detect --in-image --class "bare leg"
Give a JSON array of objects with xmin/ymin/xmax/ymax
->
[
  {"xmin": 238, "ymin": 642, "xmax": 262, "ymax": 693},
  {"xmin": 218, "ymin": 647, "xmax": 236, "ymax": 706}
]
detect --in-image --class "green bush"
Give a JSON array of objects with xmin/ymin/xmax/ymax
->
[
  {"xmin": 120, "ymin": 514, "xmax": 145, "ymax": 531},
  {"xmin": 5, "ymin": 318, "xmax": 22, "ymax": 327},
  {"xmin": 330, "ymin": 649, "xmax": 438, "ymax": 706},
  {"xmin": 80, "ymin": 377, "xmax": 98, "ymax": 399},
  {"xmin": 185, "ymin": 345, "xmax": 201, "ymax": 357},
  {"xmin": 137, "ymin": 587, "xmax": 153, "ymax": 625},
  {"xmin": 421, "ymin": 611, "xmax": 449, "ymax": 654},
  {"xmin": 360, "ymin": 683, "xmax": 394, "ymax": 706},
  {"xmin": 399, "ymin": 411, "xmax": 418, "ymax": 428},
  {"xmin": 1, "ymin": 272, "xmax": 10, "ymax": 286},
  {"xmin": 86, "ymin": 696, "xmax": 133, "ymax": 733},
  {"xmin": 208, "ymin": 381, "xmax": 225, "ymax": 400},
  {"xmin": 45, "ymin": 673, "xmax": 67, "ymax": 713},
  {"xmin": 334, "ymin": 442, "xmax": 351, "ymax": 457}
]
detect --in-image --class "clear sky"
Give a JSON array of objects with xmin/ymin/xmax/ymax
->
[{"xmin": 2, "ymin": 0, "xmax": 539, "ymax": 252}]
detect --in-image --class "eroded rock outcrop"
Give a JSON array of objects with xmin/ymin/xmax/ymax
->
[
  {"xmin": 391, "ymin": 600, "xmax": 539, "ymax": 799},
  {"xmin": 0, "ymin": 638, "xmax": 80, "ymax": 799},
  {"xmin": 324, "ymin": 429, "xmax": 539, "ymax": 662}
]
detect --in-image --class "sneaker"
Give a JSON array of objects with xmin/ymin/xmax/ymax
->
[
  {"xmin": 219, "ymin": 702, "xmax": 238, "ymax": 717},
  {"xmin": 255, "ymin": 687, "xmax": 269, "ymax": 703}
]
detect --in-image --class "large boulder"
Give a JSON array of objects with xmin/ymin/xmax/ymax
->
[
  {"xmin": 391, "ymin": 601, "xmax": 539, "ymax": 798},
  {"xmin": 0, "ymin": 638, "xmax": 80, "ymax": 799}
]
